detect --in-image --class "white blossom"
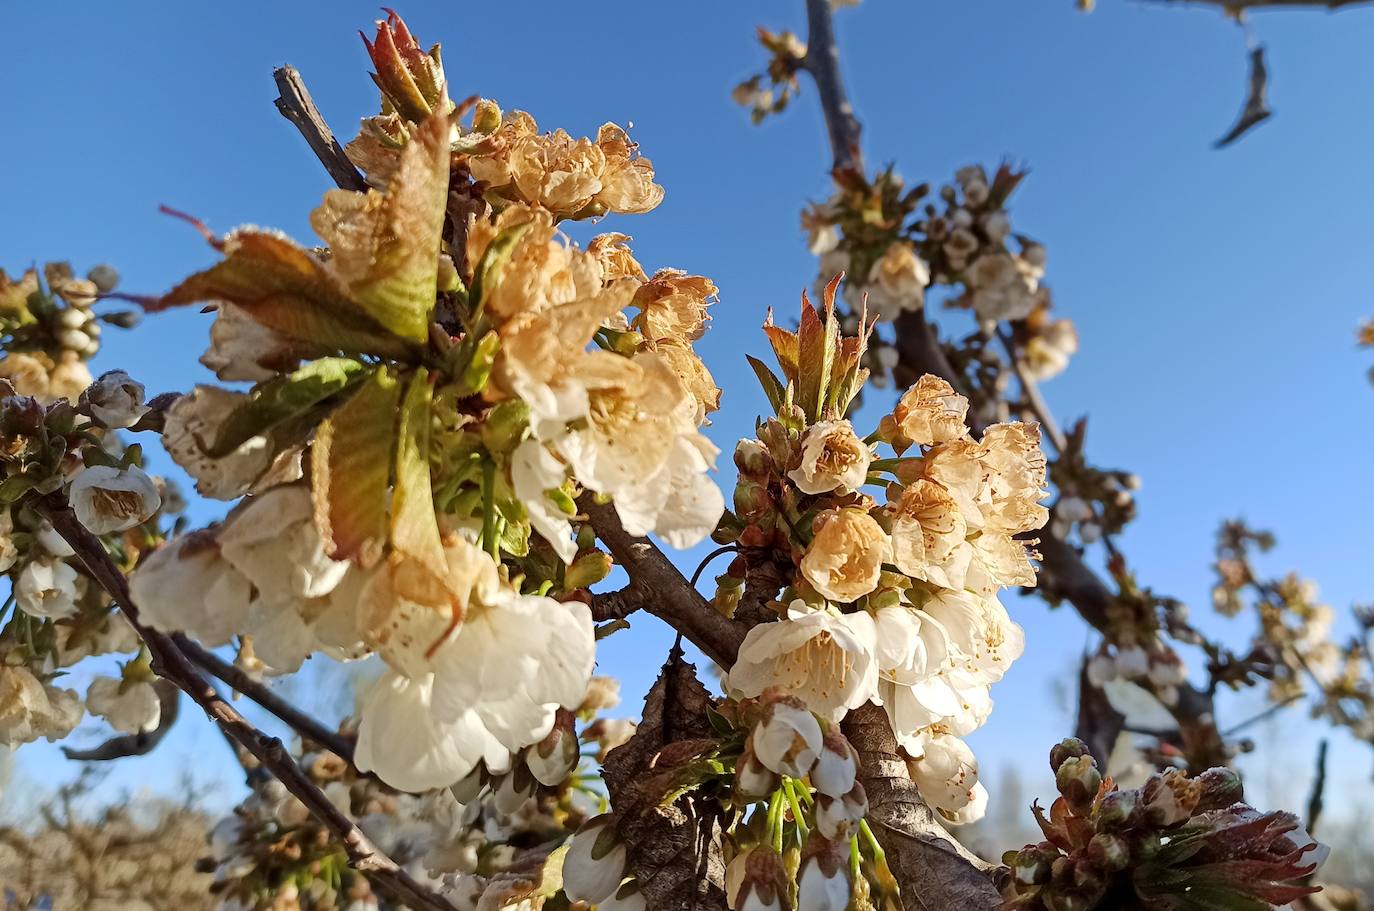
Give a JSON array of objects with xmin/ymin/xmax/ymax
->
[
  {"xmin": 16, "ymin": 558, "xmax": 81, "ymax": 620},
  {"xmin": 788, "ymin": 420, "xmax": 872, "ymax": 495},
  {"xmin": 86, "ymin": 675, "xmax": 161, "ymax": 734},
  {"xmin": 70, "ymin": 464, "xmax": 161, "ymax": 534},
  {"xmin": 84, "ymin": 370, "xmax": 149, "ymax": 428}
]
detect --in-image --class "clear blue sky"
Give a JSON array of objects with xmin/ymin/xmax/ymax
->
[{"xmin": 3, "ymin": 0, "xmax": 1373, "ymax": 825}]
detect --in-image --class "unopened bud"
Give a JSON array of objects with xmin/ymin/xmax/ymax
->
[
  {"xmin": 1195, "ymin": 767, "xmax": 1244, "ymax": 811},
  {"xmin": 810, "ymin": 728, "xmax": 858, "ymax": 798},
  {"xmin": 1085, "ymin": 833, "xmax": 1130, "ymax": 872},
  {"xmin": 734, "ymin": 438, "xmax": 773, "ymax": 478},
  {"xmin": 734, "ymin": 478, "xmax": 775, "ymax": 525},
  {"xmin": 1055, "ymin": 755, "xmax": 1101, "ymax": 815},
  {"xmin": 362, "ymin": 10, "xmax": 447, "ymax": 123},
  {"xmin": 1092, "ymin": 789, "xmax": 1136, "ymax": 830},
  {"xmin": 1049, "ymin": 738, "xmax": 1090, "ymax": 774},
  {"xmin": 564, "ymin": 814, "xmax": 627, "ymax": 905},
  {"xmin": 526, "ymin": 709, "xmax": 578, "ymax": 787},
  {"xmin": 86, "ymin": 264, "xmax": 120, "ymax": 293},
  {"xmin": 734, "ymin": 744, "xmax": 779, "ymax": 803},
  {"xmin": 480, "ymin": 398, "xmax": 529, "ymax": 454},
  {"xmin": 566, "ymin": 550, "xmax": 613, "ymax": 591}
]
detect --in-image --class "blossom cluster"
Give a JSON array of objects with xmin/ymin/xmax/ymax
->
[
  {"xmin": 0, "ymin": 264, "xmax": 185, "ymax": 747},
  {"xmin": 120, "ymin": 12, "xmax": 723, "ymax": 798},
  {"xmin": 713, "ymin": 285, "xmax": 1048, "ymax": 825}
]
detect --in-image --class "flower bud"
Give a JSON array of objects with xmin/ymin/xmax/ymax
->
[
  {"xmin": 814, "ymin": 782, "xmax": 866, "ymax": 840},
  {"xmin": 1054, "ymin": 755, "xmax": 1101, "ymax": 815},
  {"xmin": 734, "ymin": 439, "xmax": 774, "ymax": 479},
  {"xmin": 734, "ymin": 743, "xmax": 780, "ymax": 803},
  {"xmin": 70, "ymin": 464, "xmax": 161, "ymax": 534},
  {"xmin": 734, "ymin": 478, "xmax": 775, "ymax": 526},
  {"xmin": 1048, "ymin": 737, "xmax": 1090, "ymax": 774},
  {"xmin": 563, "ymin": 814, "xmax": 627, "ymax": 905},
  {"xmin": 810, "ymin": 728, "xmax": 858, "ymax": 798},
  {"xmin": 86, "ymin": 264, "xmax": 119, "ymax": 293},
  {"xmin": 752, "ymin": 694, "xmax": 823, "ymax": 779},
  {"xmin": 1092, "ymin": 789, "xmax": 1136, "ymax": 830},
  {"xmin": 731, "ymin": 846, "xmax": 789, "ymax": 911},
  {"xmin": 526, "ymin": 709, "xmax": 578, "ymax": 787},
  {"xmin": 492, "ymin": 766, "xmax": 536, "ymax": 816},
  {"xmin": 81, "ymin": 370, "xmax": 149, "ymax": 429},
  {"xmin": 565, "ymin": 550, "xmax": 613, "ymax": 591},
  {"xmin": 600, "ymin": 880, "xmax": 648, "ymax": 911},
  {"xmin": 1012, "ymin": 843, "xmax": 1056, "ymax": 886},
  {"xmin": 1085, "ymin": 833, "xmax": 1130, "ymax": 872},
  {"xmin": 1195, "ymin": 767, "xmax": 1244, "ymax": 811},
  {"xmin": 797, "ymin": 837, "xmax": 850, "ymax": 911}
]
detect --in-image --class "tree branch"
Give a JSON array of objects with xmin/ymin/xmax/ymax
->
[
  {"xmin": 172, "ymin": 634, "xmax": 359, "ymax": 764},
  {"xmin": 579, "ymin": 497, "xmax": 746, "ymax": 668},
  {"xmin": 801, "ymin": 0, "xmax": 864, "ymax": 174},
  {"xmin": 273, "ymin": 65, "xmax": 368, "ymax": 193},
  {"xmin": 1136, "ymin": 0, "xmax": 1372, "ymax": 9},
  {"xmin": 36, "ymin": 495, "xmax": 454, "ymax": 911}
]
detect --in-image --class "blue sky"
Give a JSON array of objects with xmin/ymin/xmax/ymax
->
[{"xmin": 3, "ymin": 0, "xmax": 1374, "ymax": 827}]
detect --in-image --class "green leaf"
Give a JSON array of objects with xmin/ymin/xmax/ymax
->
[
  {"xmin": 468, "ymin": 222, "xmax": 532, "ymax": 323},
  {"xmin": 455, "ymin": 330, "xmax": 500, "ymax": 397},
  {"xmin": 745, "ymin": 355, "xmax": 786, "ymax": 415},
  {"xmin": 309, "ymin": 106, "xmax": 451, "ymax": 342},
  {"xmin": 390, "ymin": 368, "xmax": 448, "ymax": 601},
  {"xmin": 313, "ymin": 367, "xmax": 399, "ymax": 566},
  {"xmin": 208, "ymin": 357, "xmax": 371, "ymax": 458}
]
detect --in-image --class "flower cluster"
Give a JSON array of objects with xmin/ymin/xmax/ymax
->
[
  {"xmin": 997, "ymin": 738, "xmax": 1327, "ymax": 911},
  {"xmin": 122, "ymin": 11, "xmax": 723, "ymax": 796},
  {"xmin": 0, "ymin": 344, "xmax": 181, "ymax": 747},
  {"xmin": 714, "ymin": 284, "xmax": 1048, "ymax": 824}
]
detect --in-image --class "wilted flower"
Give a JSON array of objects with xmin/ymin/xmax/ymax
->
[
  {"xmin": 131, "ymin": 531, "xmax": 255, "ymax": 648},
  {"xmin": 800, "ymin": 509, "xmax": 888, "ymax": 603},
  {"xmin": 81, "ymin": 370, "xmax": 149, "ymax": 428},
  {"xmin": 788, "ymin": 420, "xmax": 872, "ymax": 495},
  {"xmin": 888, "ymin": 375, "xmax": 969, "ymax": 448},
  {"xmin": 70, "ymin": 464, "xmax": 161, "ymax": 534},
  {"xmin": 0, "ymin": 665, "xmax": 82, "ymax": 747},
  {"xmin": 162, "ymin": 386, "xmax": 276, "ymax": 500},
  {"xmin": 86, "ymin": 674, "xmax": 161, "ymax": 735},
  {"xmin": 865, "ymin": 241, "xmax": 929, "ymax": 321}
]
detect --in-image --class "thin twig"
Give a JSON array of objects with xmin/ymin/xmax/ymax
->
[
  {"xmin": 172, "ymin": 634, "xmax": 358, "ymax": 764},
  {"xmin": 997, "ymin": 328, "xmax": 1068, "ymax": 453},
  {"xmin": 1305, "ymin": 739, "xmax": 1328, "ymax": 836},
  {"xmin": 61, "ymin": 680, "xmax": 181, "ymax": 762},
  {"xmin": 273, "ymin": 66, "xmax": 369, "ymax": 193},
  {"xmin": 37, "ymin": 495, "xmax": 454, "ymax": 911},
  {"xmin": 1221, "ymin": 691, "xmax": 1304, "ymax": 737}
]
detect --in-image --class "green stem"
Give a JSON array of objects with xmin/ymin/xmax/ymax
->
[
  {"xmin": 480, "ymin": 459, "xmax": 498, "ymax": 558},
  {"xmin": 766, "ymin": 789, "xmax": 785, "ymax": 853},
  {"xmin": 784, "ymin": 778, "xmax": 810, "ymax": 840},
  {"xmin": 849, "ymin": 835, "xmax": 862, "ymax": 879},
  {"xmin": 858, "ymin": 818, "xmax": 886, "ymax": 864}
]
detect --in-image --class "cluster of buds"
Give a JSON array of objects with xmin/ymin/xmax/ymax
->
[
  {"xmin": 1085, "ymin": 641, "xmax": 1189, "ymax": 708},
  {"xmin": 0, "ymin": 262, "xmax": 137, "ymax": 404},
  {"xmin": 731, "ymin": 28, "xmax": 807, "ymax": 124},
  {"xmin": 997, "ymin": 738, "xmax": 1327, "ymax": 911},
  {"xmin": 1047, "ymin": 424, "xmax": 1139, "ymax": 545}
]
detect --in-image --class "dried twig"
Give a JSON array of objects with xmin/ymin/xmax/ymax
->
[
  {"xmin": 37, "ymin": 495, "xmax": 454, "ymax": 911},
  {"xmin": 273, "ymin": 65, "xmax": 368, "ymax": 193},
  {"xmin": 1306, "ymin": 739, "xmax": 1328, "ymax": 836}
]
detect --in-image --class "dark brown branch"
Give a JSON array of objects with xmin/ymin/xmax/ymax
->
[
  {"xmin": 62, "ymin": 680, "xmax": 181, "ymax": 762},
  {"xmin": 172, "ymin": 634, "xmax": 358, "ymax": 764},
  {"xmin": 1074, "ymin": 656, "xmax": 1127, "ymax": 763},
  {"xmin": 1305, "ymin": 739, "xmax": 1327, "ymax": 836},
  {"xmin": 273, "ymin": 66, "xmax": 369, "ymax": 193},
  {"xmin": 591, "ymin": 586, "xmax": 644, "ymax": 623},
  {"xmin": 801, "ymin": 0, "xmax": 864, "ymax": 173},
  {"xmin": 36, "ymin": 495, "xmax": 454, "ymax": 911},
  {"xmin": 580, "ymin": 497, "xmax": 746, "ymax": 668}
]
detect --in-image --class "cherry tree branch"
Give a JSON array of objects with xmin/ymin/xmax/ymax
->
[
  {"xmin": 1136, "ymin": 0, "xmax": 1372, "ymax": 9},
  {"xmin": 61, "ymin": 680, "xmax": 181, "ymax": 762},
  {"xmin": 580, "ymin": 497, "xmax": 747, "ymax": 668},
  {"xmin": 172, "ymin": 634, "xmax": 360, "ymax": 764},
  {"xmin": 801, "ymin": 0, "xmax": 864, "ymax": 174},
  {"xmin": 36, "ymin": 495, "xmax": 455, "ymax": 911}
]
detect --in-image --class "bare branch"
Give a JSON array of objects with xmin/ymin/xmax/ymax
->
[
  {"xmin": 1136, "ymin": 0, "xmax": 1372, "ymax": 9},
  {"xmin": 580, "ymin": 496, "xmax": 746, "ymax": 668},
  {"xmin": 61, "ymin": 680, "xmax": 181, "ymax": 762},
  {"xmin": 1215, "ymin": 46, "xmax": 1273, "ymax": 149},
  {"xmin": 172, "ymin": 634, "xmax": 359, "ymax": 764},
  {"xmin": 36, "ymin": 495, "xmax": 455, "ymax": 911},
  {"xmin": 801, "ymin": 0, "xmax": 864, "ymax": 173},
  {"xmin": 273, "ymin": 65, "xmax": 369, "ymax": 193},
  {"xmin": 1074, "ymin": 656, "xmax": 1127, "ymax": 763},
  {"xmin": 1306, "ymin": 739, "xmax": 1328, "ymax": 836}
]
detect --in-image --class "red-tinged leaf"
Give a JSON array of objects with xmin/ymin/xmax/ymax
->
[
  {"xmin": 309, "ymin": 102, "xmax": 451, "ymax": 342},
  {"xmin": 1031, "ymin": 800, "xmax": 1072, "ymax": 853},
  {"xmin": 796, "ymin": 289, "xmax": 828, "ymax": 421},
  {"xmin": 313, "ymin": 366, "xmax": 400, "ymax": 567},
  {"xmin": 390, "ymin": 367, "xmax": 451, "ymax": 607},
  {"xmin": 153, "ymin": 230, "xmax": 417, "ymax": 359},
  {"xmin": 762, "ymin": 308, "xmax": 798, "ymax": 382}
]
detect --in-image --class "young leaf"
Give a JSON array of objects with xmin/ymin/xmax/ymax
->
[
  {"xmin": 745, "ymin": 354, "xmax": 786, "ymax": 415},
  {"xmin": 761, "ymin": 307, "xmax": 799, "ymax": 382},
  {"xmin": 208, "ymin": 357, "xmax": 372, "ymax": 458},
  {"xmin": 312, "ymin": 366, "xmax": 400, "ymax": 567},
  {"xmin": 390, "ymin": 367, "xmax": 450, "ymax": 604},
  {"xmin": 309, "ymin": 102, "xmax": 452, "ymax": 342},
  {"xmin": 796, "ymin": 290, "xmax": 829, "ymax": 421}
]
